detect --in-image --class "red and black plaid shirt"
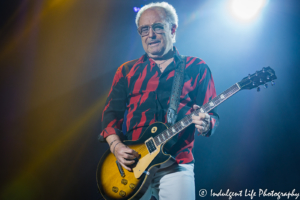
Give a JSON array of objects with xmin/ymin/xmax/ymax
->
[{"xmin": 99, "ymin": 47, "xmax": 219, "ymax": 164}]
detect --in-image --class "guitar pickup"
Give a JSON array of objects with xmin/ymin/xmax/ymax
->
[{"xmin": 145, "ymin": 138, "xmax": 157, "ymax": 154}]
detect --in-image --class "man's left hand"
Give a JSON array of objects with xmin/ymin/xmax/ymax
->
[{"xmin": 192, "ymin": 104, "xmax": 211, "ymax": 136}]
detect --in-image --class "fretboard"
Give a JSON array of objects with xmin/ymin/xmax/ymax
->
[{"xmin": 153, "ymin": 83, "xmax": 241, "ymax": 146}]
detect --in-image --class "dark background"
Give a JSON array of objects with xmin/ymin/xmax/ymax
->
[{"xmin": 0, "ymin": 0, "xmax": 299, "ymax": 199}]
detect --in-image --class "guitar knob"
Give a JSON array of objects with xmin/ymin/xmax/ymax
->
[
  {"xmin": 121, "ymin": 179, "xmax": 128, "ymax": 185},
  {"xmin": 256, "ymin": 71, "xmax": 258, "ymax": 76},
  {"xmin": 260, "ymin": 78, "xmax": 262, "ymax": 83},
  {"xmin": 257, "ymin": 87, "xmax": 260, "ymax": 92},
  {"xmin": 129, "ymin": 183, "xmax": 136, "ymax": 189},
  {"xmin": 119, "ymin": 191, "xmax": 126, "ymax": 197},
  {"xmin": 112, "ymin": 187, "xmax": 118, "ymax": 193},
  {"xmin": 264, "ymin": 83, "xmax": 268, "ymax": 88},
  {"xmin": 267, "ymin": 75, "xmax": 270, "ymax": 80},
  {"xmin": 262, "ymin": 67, "xmax": 265, "ymax": 73},
  {"xmin": 248, "ymin": 74, "xmax": 251, "ymax": 79},
  {"xmin": 271, "ymin": 81, "xmax": 275, "ymax": 86},
  {"xmin": 252, "ymin": 82, "xmax": 256, "ymax": 86}
]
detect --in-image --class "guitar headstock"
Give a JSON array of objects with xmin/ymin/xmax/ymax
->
[{"xmin": 238, "ymin": 66, "xmax": 277, "ymax": 91}]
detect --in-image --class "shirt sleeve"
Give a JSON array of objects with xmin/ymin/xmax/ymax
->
[
  {"xmin": 98, "ymin": 65, "xmax": 128, "ymax": 142},
  {"xmin": 195, "ymin": 63, "xmax": 219, "ymax": 137}
]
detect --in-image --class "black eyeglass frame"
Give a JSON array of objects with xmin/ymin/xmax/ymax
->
[{"xmin": 137, "ymin": 22, "xmax": 171, "ymax": 36}]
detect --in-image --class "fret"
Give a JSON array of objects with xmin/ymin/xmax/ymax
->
[
  {"xmin": 179, "ymin": 125, "xmax": 183, "ymax": 131},
  {"xmin": 162, "ymin": 132, "xmax": 166, "ymax": 141},
  {"xmin": 188, "ymin": 116, "xmax": 193, "ymax": 122},
  {"xmin": 157, "ymin": 136, "xmax": 161, "ymax": 143},
  {"xmin": 163, "ymin": 132, "xmax": 168, "ymax": 140},
  {"xmin": 166, "ymin": 130, "xmax": 170, "ymax": 136},
  {"xmin": 185, "ymin": 117, "xmax": 191, "ymax": 123},
  {"xmin": 172, "ymin": 127, "xmax": 176, "ymax": 133},
  {"xmin": 201, "ymin": 83, "xmax": 240, "ymax": 113}
]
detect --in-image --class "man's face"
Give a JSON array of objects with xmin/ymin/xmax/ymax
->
[{"xmin": 138, "ymin": 8, "xmax": 175, "ymax": 58}]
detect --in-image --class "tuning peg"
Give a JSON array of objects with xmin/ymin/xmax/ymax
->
[
  {"xmin": 257, "ymin": 87, "xmax": 260, "ymax": 92},
  {"xmin": 264, "ymin": 83, "xmax": 268, "ymax": 88},
  {"xmin": 271, "ymin": 81, "xmax": 275, "ymax": 86}
]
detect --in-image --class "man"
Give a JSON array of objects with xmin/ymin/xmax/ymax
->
[{"xmin": 99, "ymin": 2, "xmax": 219, "ymax": 200}]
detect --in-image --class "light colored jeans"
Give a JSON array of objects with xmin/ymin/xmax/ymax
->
[{"xmin": 140, "ymin": 163, "xmax": 195, "ymax": 200}]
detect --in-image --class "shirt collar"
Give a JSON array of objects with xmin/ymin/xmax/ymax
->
[{"xmin": 142, "ymin": 46, "xmax": 182, "ymax": 63}]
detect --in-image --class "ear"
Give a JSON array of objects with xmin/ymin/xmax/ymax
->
[{"xmin": 171, "ymin": 24, "xmax": 177, "ymax": 35}]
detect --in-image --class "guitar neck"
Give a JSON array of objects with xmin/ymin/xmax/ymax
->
[{"xmin": 153, "ymin": 83, "xmax": 241, "ymax": 146}]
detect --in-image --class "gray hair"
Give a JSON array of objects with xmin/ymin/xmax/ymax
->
[{"xmin": 135, "ymin": 2, "xmax": 178, "ymax": 42}]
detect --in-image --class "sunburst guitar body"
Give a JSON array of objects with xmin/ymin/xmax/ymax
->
[{"xmin": 96, "ymin": 122, "xmax": 175, "ymax": 200}]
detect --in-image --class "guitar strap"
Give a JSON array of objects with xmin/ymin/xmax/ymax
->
[{"xmin": 167, "ymin": 55, "xmax": 186, "ymax": 125}]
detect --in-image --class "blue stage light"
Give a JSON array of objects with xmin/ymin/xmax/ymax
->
[
  {"xmin": 229, "ymin": 0, "xmax": 267, "ymax": 22},
  {"xmin": 133, "ymin": 7, "xmax": 141, "ymax": 12}
]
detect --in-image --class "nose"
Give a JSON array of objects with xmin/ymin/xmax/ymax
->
[{"xmin": 148, "ymin": 26, "xmax": 156, "ymax": 38}]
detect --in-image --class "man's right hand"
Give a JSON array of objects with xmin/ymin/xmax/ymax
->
[{"xmin": 106, "ymin": 135, "xmax": 140, "ymax": 172}]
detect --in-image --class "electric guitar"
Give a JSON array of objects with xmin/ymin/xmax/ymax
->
[{"xmin": 96, "ymin": 67, "xmax": 277, "ymax": 200}]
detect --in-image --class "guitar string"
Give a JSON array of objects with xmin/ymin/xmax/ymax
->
[
  {"xmin": 152, "ymin": 84, "xmax": 240, "ymax": 146},
  {"xmin": 115, "ymin": 74, "xmax": 273, "ymax": 166},
  {"xmin": 115, "ymin": 84, "xmax": 241, "ymax": 158}
]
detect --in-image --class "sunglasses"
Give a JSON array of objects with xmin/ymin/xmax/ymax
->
[{"xmin": 137, "ymin": 22, "xmax": 169, "ymax": 36}]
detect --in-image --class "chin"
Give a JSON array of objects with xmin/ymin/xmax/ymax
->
[{"xmin": 148, "ymin": 48, "xmax": 165, "ymax": 57}]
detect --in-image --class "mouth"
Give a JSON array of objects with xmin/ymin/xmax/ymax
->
[{"xmin": 148, "ymin": 40, "xmax": 160, "ymax": 46}]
